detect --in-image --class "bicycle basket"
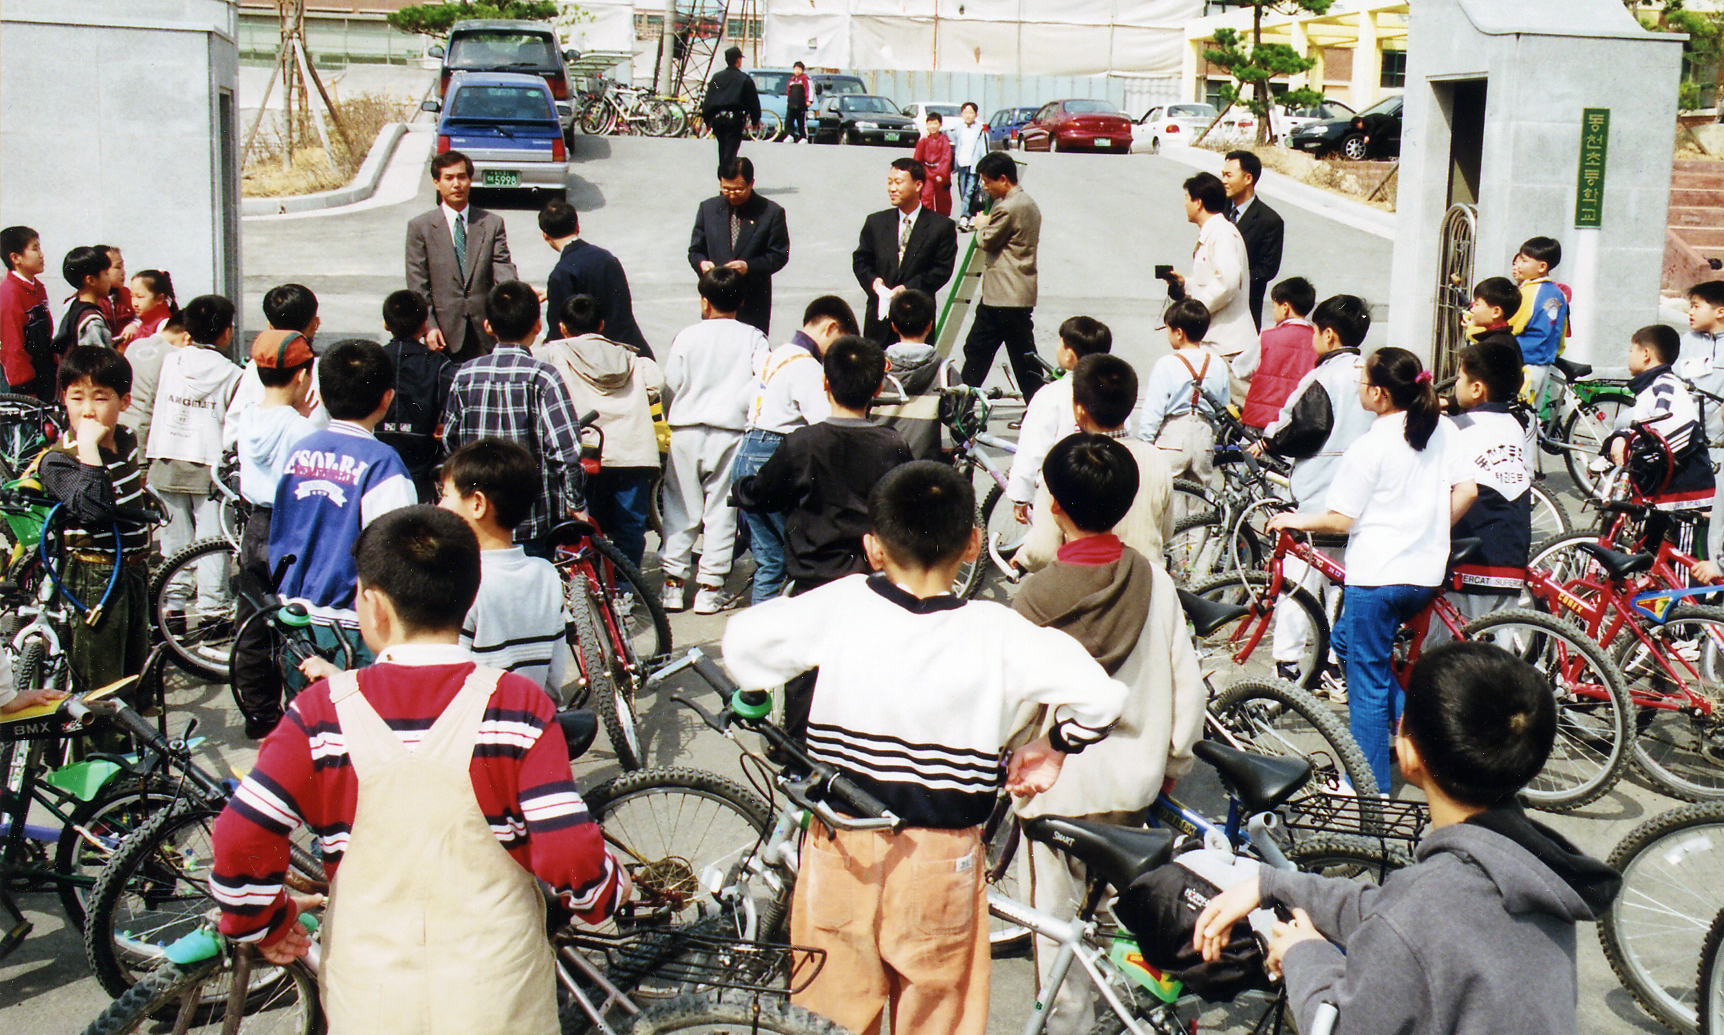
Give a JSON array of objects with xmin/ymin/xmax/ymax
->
[
  {"xmin": 1279, "ymin": 792, "xmax": 1430, "ymax": 850},
  {"xmin": 560, "ymin": 925, "xmax": 826, "ymax": 997}
]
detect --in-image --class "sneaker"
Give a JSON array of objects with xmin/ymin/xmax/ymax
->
[
  {"xmin": 693, "ymin": 585, "xmax": 725, "ymax": 615},
  {"xmin": 661, "ymin": 576, "xmax": 688, "ymax": 612},
  {"xmin": 1275, "ymin": 661, "xmax": 1302, "ymax": 684},
  {"xmin": 1319, "ymin": 665, "xmax": 1347, "ymax": 704}
]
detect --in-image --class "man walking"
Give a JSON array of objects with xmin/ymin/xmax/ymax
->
[
  {"xmin": 688, "ymin": 157, "xmax": 790, "ymax": 337},
  {"xmin": 1162, "ymin": 172, "xmax": 1254, "ymax": 371},
  {"xmin": 853, "ymin": 158, "xmax": 958, "ymax": 344},
  {"xmin": 701, "ymin": 46, "xmax": 760, "ymax": 173},
  {"xmin": 539, "ymin": 199, "xmax": 652, "ymax": 358},
  {"xmin": 1221, "ymin": 150, "xmax": 1284, "ymax": 329},
  {"xmin": 960, "ymin": 151, "xmax": 1044, "ymax": 396},
  {"xmin": 405, "ymin": 151, "xmax": 518, "ymax": 362}
]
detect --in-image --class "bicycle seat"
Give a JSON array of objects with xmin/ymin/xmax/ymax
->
[
  {"xmin": 548, "ymin": 517, "xmax": 599, "ymax": 546},
  {"xmin": 1193, "ymin": 740, "xmax": 1311, "ymax": 814},
  {"xmin": 1177, "ymin": 589, "xmax": 1249, "ymax": 638},
  {"xmin": 1554, "ymin": 356, "xmax": 1592, "ymax": 381},
  {"xmin": 1448, "ymin": 538, "xmax": 1483, "ymax": 568},
  {"xmin": 556, "ymin": 708, "xmax": 598, "ymax": 760},
  {"xmin": 1573, "ymin": 541, "xmax": 1654, "ymax": 581},
  {"xmin": 1021, "ymin": 815, "xmax": 1178, "ymax": 892}
]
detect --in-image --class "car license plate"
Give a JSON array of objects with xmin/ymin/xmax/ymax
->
[
  {"xmin": 484, "ymin": 170, "xmax": 519, "ymax": 187},
  {"xmin": 884, "ymin": 133, "xmax": 900, "ymax": 142},
  {"xmin": 1094, "ymin": 138, "xmax": 1111, "ymax": 147}
]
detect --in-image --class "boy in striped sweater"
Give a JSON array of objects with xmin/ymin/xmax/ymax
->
[
  {"xmin": 210, "ymin": 506, "xmax": 626, "ymax": 1015},
  {"xmin": 722, "ymin": 461, "xmax": 1124, "ymax": 1035}
]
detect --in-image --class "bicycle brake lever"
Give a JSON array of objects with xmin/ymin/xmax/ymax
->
[{"xmin": 669, "ymin": 692, "xmax": 731, "ymax": 736}]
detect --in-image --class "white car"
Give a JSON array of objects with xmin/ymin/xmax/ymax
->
[
  {"xmin": 901, "ymin": 100, "xmax": 965, "ymax": 137},
  {"xmin": 1134, "ymin": 103, "xmax": 1256, "ymax": 152}
]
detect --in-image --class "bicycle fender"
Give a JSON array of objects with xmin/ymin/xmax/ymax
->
[
  {"xmin": 41, "ymin": 758, "xmax": 122, "ymax": 802},
  {"xmin": 163, "ymin": 927, "xmax": 222, "ymax": 965}
]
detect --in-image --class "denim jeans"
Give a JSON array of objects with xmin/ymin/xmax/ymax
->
[
  {"xmin": 588, "ymin": 466, "xmax": 657, "ymax": 572},
  {"xmin": 731, "ymin": 429, "xmax": 787, "ymax": 603},
  {"xmin": 954, "ymin": 168, "xmax": 979, "ymax": 216},
  {"xmin": 1333, "ymin": 583, "xmax": 1434, "ymax": 793}
]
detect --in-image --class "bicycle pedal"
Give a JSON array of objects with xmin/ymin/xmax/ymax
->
[{"xmin": 0, "ymin": 918, "xmax": 32, "ymax": 958}]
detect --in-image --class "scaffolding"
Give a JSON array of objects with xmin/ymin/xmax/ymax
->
[{"xmin": 652, "ymin": 0, "xmax": 760, "ymax": 99}]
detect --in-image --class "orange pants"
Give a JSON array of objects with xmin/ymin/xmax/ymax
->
[{"xmin": 791, "ymin": 823, "xmax": 989, "ymax": 1035}]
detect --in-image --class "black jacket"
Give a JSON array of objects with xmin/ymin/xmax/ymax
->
[
  {"xmin": 377, "ymin": 338, "xmax": 456, "ymax": 500},
  {"xmin": 546, "ymin": 239, "xmax": 652, "ymax": 359},
  {"xmin": 1233, "ymin": 198, "xmax": 1284, "ymax": 329},
  {"xmin": 688, "ymin": 192, "xmax": 791, "ymax": 336},
  {"xmin": 731, "ymin": 417, "xmax": 913, "ymax": 589},
  {"xmin": 852, "ymin": 207, "xmax": 959, "ymax": 343},
  {"xmin": 702, "ymin": 66, "xmax": 760, "ymax": 123}
]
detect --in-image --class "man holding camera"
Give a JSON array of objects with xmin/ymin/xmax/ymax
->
[{"xmin": 1158, "ymin": 172, "xmax": 1254, "ymax": 396}]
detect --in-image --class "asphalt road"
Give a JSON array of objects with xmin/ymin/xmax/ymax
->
[{"xmin": 0, "ymin": 133, "xmax": 1691, "ymax": 1035}]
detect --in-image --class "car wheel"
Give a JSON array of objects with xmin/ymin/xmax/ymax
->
[
  {"xmin": 1049, "ymin": 135, "xmax": 1060, "ymax": 153},
  {"xmin": 844, "ymin": 127, "xmax": 859, "ymax": 145},
  {"xmin": 1341, "ymin": 133, "xmax": 1368, "ymax": 160},
  {"xmin": 1150, "ymin": 136, "xmax": 1160, "ymax": 154}
]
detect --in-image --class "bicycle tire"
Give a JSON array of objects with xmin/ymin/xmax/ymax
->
[
  {"xmin": 749, "ymin": 110, "xmax": 783, "ymax": 141},
  {"xmin": 148, "ymin": 537, "xmax": 240, "ymax": 681},
  {"xmin": 1461, "ymin": 608, "xmax": 1630, "ymax": 811},
  {"xmin": 572, "ymin": 576, "xmax": 640, "ymax": 770},
  {"xmin": 1170, "ymin": 477, "xmax": 1216, "ymax": 529},
  {"xmin": 1563, "ymin": 396, "xmax": 1629, "ymax": 498},
  {"xmin": 1165, "ymin": 509, "xmax": 1225, "ymax": 587},
  {"xmin": 1284, "ymin": 833, "xmax": 1414, "ymax": 881},
  {"xmin": 1599, "ymin": 801, "xmax": 1724, "ymax": 1034},
  {"xmin": 623, "ymin": 990, "xmax": 851, "ymax": 1035},
  {"xmin": 660, "ymin": 99, "xmax": 690, "ymax": 138},
  {"xmin": 1701, "ymin": 905, "xmax": 1724, "ymax": 1035},
  {"xmin": 1189, "ymin": 571, "xmax": 1329, "ymax": 691},
  {"xmin": 13, "ymin": 634, "xmax": 43, "ymax": 696},
  {"xmin": 589, "ymin": 534, "xmax": 673, "ymax": 668},
  {"xmin": 981, "ymin": 801, "xmax": 1030, "ymax": 955},
  {"xmin": 78, "ymin": 951, "xmax": 318, "ymax": 1035},
  {"xmin": 1208, "ymin": 679, "xmax": 1380, "ymax": 822},
  {"xmin": 1527, "ymin": 481, "xmax": 1571, "ymax": 550},
  {"xmin": 579, "ymin": 99, "xmax": 615, "ymax": 135},
  {"xmin": 77, "ymin": 955, "xmax": 221, "ymax": 1035},
  {"xmin": 1611, "ymin": 605, "xmax": 1724, "ymax": 801},
  {"xmin": 951, "ymin": 480, "xmax": 1001, "ymax": 599},
  {"xmin": 53, "ymin": 774, "xmax": 178, "ymax": 931},
  {"xmin": 586, "ymin": 767, "xmax": 773, "ymax": 933}
]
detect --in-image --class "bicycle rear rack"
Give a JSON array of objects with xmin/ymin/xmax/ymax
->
[
  {"xmin": 1282, "ymin": 792, "xmax": 1430, "ymax": 849},
  {"xmin": 560, "ymin": 925, "xmax": 827, "ymax": 996}
]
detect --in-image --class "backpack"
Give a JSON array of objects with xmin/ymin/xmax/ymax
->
[
  {"xmin": 51, "ymin": 300, "xmax": 105, "ymax": 358},
  {"xmin": 1111, "ymin": 843, "xmax": 1277, "ymax": 1001}
]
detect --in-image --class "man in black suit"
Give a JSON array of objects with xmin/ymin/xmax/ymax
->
[
  {"xmin": 852, "ymin": 158, "xmax": 958, "ymax": 344},
  {"xmin": 538, "ymin": 199, "xmax": 652, "ymax": 358},
  {"xmin": 687, "ymin": 156, "xmax": 790, "ymax": 337},
  {"xmin": 1222, "ymin": 150, "xmax": 1285, "ymax": 330},
  {"xmin": 701, "ymin": 46, "xmax": 760, "ymax": 174}
]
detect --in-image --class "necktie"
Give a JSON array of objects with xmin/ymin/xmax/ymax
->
[
  {"xmin": 453, "ymin": 212, "xmax": 468, "ymax": 281},
  {"xmin": 898, "ymin": 212, "xmax": 913, "ymax": 261},
  {"xmin": 1228, "ymin": 204, "xmax": 1240, "ymax": 224},
  {"xmin": 729, "ymin": 208, "xmax": 741, "ymax": 251}
]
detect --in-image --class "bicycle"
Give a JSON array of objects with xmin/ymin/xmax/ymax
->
[
  {"xmin": 927, "ymin": 368, "xmax": 1028, "ymax": 598},
  {"xmin": 577, "ymin": 78, "xmax": 689, "ymax": 138},
  {"xmin": 1702, "ymin": 901, "xmax": 1724, "ymax": 1035}
]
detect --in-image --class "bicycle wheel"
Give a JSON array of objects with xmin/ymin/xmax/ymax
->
[
  {"xmin": 1612, "ymin": 606, "xmax": 1724, "ymax": 801},
  {"xmin": 579, "ymin": 99, "xmax": 615, "ymax": 135},
  {"xmin": 85, "ymin": 802, "xmax": 226, "ymax": 996},
  {"xmin": 1527, "ymin": 481, "xmax": 1570, "ymax": 550},
  {"xmin": 149, "ymin": 537, "xmax": 241, "ymax": 681},
  {"xmin": 1208, "ymin": 679, "xmax": 1379, "ymax": 809},
  {"xmin": 586, "ymin": 768, "xmax": 772, "ymax": 932},
  {"xmin": 981, "ymin": 797, "xmax": 1030, "ymax": 955},
  {"xmin": 1563, "ymin": 395, "xmax": 1629, "ymax": 498},
  {"xmin": 589, "ymin": 534, "xmax": 673, "ymax": 668},
  {"xmin": 1285, "ymin": 834, "xmax": 1414, "ymax": 882},
  {"xmin": 1461, "ymin": 608, "xmax": 1630, "ymax": 811},
  {"xmin": 624, "ymin": 990, "xmax": 850, "ymax": 1035},
  {"xmin": 1599, "ymin": 801, "xmax": 1724, "ymax": 1034},
  {"xmin": 1170, "ymin": 477, "xmax": 1216, "ymax": 529},
  {"xmin": 1702, "ymin": 905, "xmax": 1724, "ymax": 1035},
  {"xmin": 571, "ymin": 575, "xmax": 640, "ymax": 771},
  {"xmin": 749, "ymin": 110, "xmax": 783, "ymax": 141},
  {"xmin": 53, "ymin": 775, "xmax": 178, "ymax": 930},
  {"xmin": 950, "ymin": 479, "xmax": 1001, "ymax": 599},
  {"xmin": 982, "ymin": 483, "xmax": 1029, "ymax": 580},
  {"xmin": 1165, "ymin": 510, "xmax": 1226, "ymax": 587},
  {"xmin": 660, "ymin": 99, "xmax": 690, "ymax": 138},
  {"xmin": 77, "ymin": 953, "xmax": 319, "ymax": 1035},
  {"xmin": 1189, "ymin": 570, "xmax": 1329, "ymax": 690}
]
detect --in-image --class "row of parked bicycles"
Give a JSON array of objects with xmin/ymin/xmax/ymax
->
[{"xmin": 570, "ymin": 78, "xmax": 788, "ymax": 143}]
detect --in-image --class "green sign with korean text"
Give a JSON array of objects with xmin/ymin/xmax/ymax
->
[{"xmin": 1575, "ymin": 108, "xmax": 1609, "ymax": 228}]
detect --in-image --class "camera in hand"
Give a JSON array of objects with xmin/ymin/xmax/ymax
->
[{"xmin": 1154, "ymin": 264, "xmax": 1175, "ymax": 280}]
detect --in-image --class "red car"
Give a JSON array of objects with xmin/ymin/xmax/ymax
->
[{"xmin": 1018, "ymin": 98, "xmax": 1134, "ymax": 154}]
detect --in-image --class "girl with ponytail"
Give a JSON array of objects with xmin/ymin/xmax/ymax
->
[
  {"xmin": 1267, "ymin": 345, "xmax": 1476, "ymax": 792},
  {"xmin": 123, "ymin": 269, "xmax": 179, "ymax": 344}
]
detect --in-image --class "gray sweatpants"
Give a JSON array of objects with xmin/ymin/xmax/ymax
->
[{"xmin": 661, "ymin": 424, "xmax": 742, "ymax": 586}]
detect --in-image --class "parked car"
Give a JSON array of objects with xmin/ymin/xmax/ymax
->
[
  {"xmin": 1278, "ymin": 98, "xmax": 1355, "ymax": 135},
  {"xmin": 1289, "ymin": 93, "xmax": 1402, "ymax": 159},
  {"xmin": 743, "ymin": 70, "xmax": 869, "ymax": 141},
  {"xmin": 424, "ymin": 72, "xmax": 567, "ymax": 193},
  {"xmin": 811, "ymin": 74, "xmax": 868, "ymax": 101},
  {"xmin": 1133, "ymin": 102, "xmax": 1255, "ymax": 152},
  {"xmin": 429, "ymin": 20, "xmax": 578, "ymax": 131},
  {"xmin": 1018, "ymin": 98, "xmax": 1134, "ymax": 153},
  {"xmin": 902, "ymin": 101, "xmax": 964, "ymax": 136},
  {"xmin": 811, "ymin": 94, "xmax": 917, "ymax": 145},
  {"xmin": 985, "ymin": 106, "xmax": 1042, "ymax": 150}
]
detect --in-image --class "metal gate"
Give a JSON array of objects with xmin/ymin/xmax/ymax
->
[{"xmin": 1432, "ymin": 203, "xmax": 1478, "ymax": 383}]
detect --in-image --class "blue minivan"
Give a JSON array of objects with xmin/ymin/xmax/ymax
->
[{"xmin": 423, "ymin": 71, "xmax": 569, "ymax": 193}]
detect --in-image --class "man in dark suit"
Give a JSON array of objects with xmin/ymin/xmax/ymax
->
[
  {"xmin": 701, "ymin": 46, "xmax": 760, "ymax": 174},
  {"xmin": 852, "ymin": 157, "xmax": 958, "ymax": 344},
  {"xmin": 1222, "ymin": 150, "xmax": 1285, "ymax": 330},
  {"xmin": 404, "ymin": 150, "xmax": 518, "ymax": 361},
  {"xmin": 687, "ymin": 156, "xmax": 790, "ymax": 337},
  {"xmin": 538, "ymin": 199, "xmax": 652, "ymax": 358}
]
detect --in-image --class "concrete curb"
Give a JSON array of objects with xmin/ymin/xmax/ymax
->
[
  {"xmin": 1153, "ymin": 145, "xmax": 1397, "ymax": 241},
  {"xmin": 241, "ymin": 121, "xmax": 409, "ymax": 217}
]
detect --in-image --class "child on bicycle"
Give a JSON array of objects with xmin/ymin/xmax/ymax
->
[
  {"xmin": 1266, "ymin": 348, "xmax": 1474, "ymax": 793},
  {"xmin": 211, "ymin": 505, "xmax": 628, "ymax": 1032},
  {"xmin": 1254, "ymin": 295, "xmax": 1375, "ymax": 689},
  {"xmin": 1004, "ymin": 315, "xmax": 1113, "ymax": 526},
  {"xmin": 1015, "ymin": 354, "xmax": 1173, "ymax": 572},
  {"xmin": 1136, "ymin": 298, "xmax": 1229, "ymax": 486},
  {"xmin": 722, "ymin": 460, "xmax": 1124, "ymax": 1035},
  {"xmin": 1440, "ymin": 339, "xmax": 1531, "ymax": 633},
  {"xmin": 1607, "ymin": 324, "xmax": 1712, "ymax": 561},
  {"xmin": 1011, "ymin": 432, "xmax": 1203, "ymax": 1035},
  {"xmin": 437, "ymin": 438, "xmax": 573, "ymax": 701},
  {"xmin": 38, "ymin": 346, "xmax": 153, "ymax": 696},
  {"xmin": 1509, "ymin": 236, "xmax": 1569, "ymax": 415},
  {"xmin": 1193, "ymin": 640, "xmax": 1620, "ymax": 1035}
]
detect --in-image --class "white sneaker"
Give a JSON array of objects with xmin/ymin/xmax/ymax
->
[
  {"xmin": 661, "ymin": 578, "xmax": 687, "ymax": 612},
  {"xmin": 694, "ymin": 585, "xmax": 725, "ymax": 615}
]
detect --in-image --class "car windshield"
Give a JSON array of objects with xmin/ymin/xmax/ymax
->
[
  {"xmin": 821, "ymin": 79, "xmax": 867, "ymax": 95},
  {"xmin": 448, "ymin": 33, "xmax": 556, "ymax": 70},
  {"xmin": 841, "ymin": 96, "xmax": 896, "ymax": 114},
  {"xmin": 1063, "ymin": 99, "xmax": 1121, "ymax": 115},
  {"xmin": 449, "ymin": 85, "xmax": 553, "ymax": 122},
  {"xmin": 1015, "ymin": 107, "xmax": 1039, "ymax": 119},
  {"xmin": 1169, "ymin": 104, "xmax": 1218, "ymax": 118},
  {"xmin": 750, "ymin": 71, "xmax": 789, "ymax": 95},
  {"xmin": 1359, "ymin": 95, "xmax": 1401, "ymax": 117}
]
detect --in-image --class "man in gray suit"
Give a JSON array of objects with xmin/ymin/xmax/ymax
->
[
  {"xmin": 405, "ymin": 151, "xmax": 518, "ymax": 361},
  {"xmin": 960, "ymin": 150, "xmax": 1044, "ymax": 396}
]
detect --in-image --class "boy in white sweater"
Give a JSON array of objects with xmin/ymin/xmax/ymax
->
[
  {"xmin": 1005, "ymin": 316, "xmax": 1114, "ymax": 524},
  {"xmin": 660, "ymin": 266, "xmax": 769, "ymax": 614}
]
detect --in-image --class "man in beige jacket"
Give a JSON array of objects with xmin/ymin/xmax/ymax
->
[{"xmin": 960, "ymin": 150, "xmax": 1046, "ymax": 396}]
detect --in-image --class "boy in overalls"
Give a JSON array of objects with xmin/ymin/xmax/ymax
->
[{"xmin": 210, "ymin": 505, "xmax": 627, "ymax": 1034}]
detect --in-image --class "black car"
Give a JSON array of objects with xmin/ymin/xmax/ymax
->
[
  {"xmin": 1289, "ymin": 93, "xmax": 1402, "ymax": 160},
  {"xmin": 812, "ymin": 94, "xmax": 916, "ymax": 146}
]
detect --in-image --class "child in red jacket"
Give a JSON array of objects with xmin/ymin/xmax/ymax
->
[
  {"xmin": 914, "ymin": 112, "xmax": 955, "ymax": 216},
  {"xmin": 0, "ymin": 226, "xmax": 54, "ymax": 400},
  {"xmin": 1235, "ymin": 277, "xmax": 1316, "ymax": 432}
]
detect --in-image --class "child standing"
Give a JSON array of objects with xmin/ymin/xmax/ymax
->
[
  {"xmin": 1137, "ymin": 298, "xmax": 1230, "ymax": 485},
  {"xmin": 0, "ymin": 226, "xmax": 54, "ymax": 400},
  {"xmin": 723, "ymin": 461, "xmax": 1124, "ymax": 1035},
  {"xmin": 1006, "ymin": 316, "xmax": 1114, "ymax": 526},
  {"xmin": 1608, "ymin": 325, "xmax": 1713, "ymax": 558},
  {"xmin": 785, "ymin": 62, "xmax": 812, "ymax": 144},
  {"xmin": 1234, "ymin": 277, "xmax": 1317, "ymax": 432},
  {"xmin": 1267, "ymin": 348, "xmax": 1473, "ymax": 793},
  {"xmin": 913, "ymin": 112, "xmax": 954, "ymax": 216},
  {"xmin": 1194, "ymin": 642, "xmax": 1619, "ymax": 1035},
  {"xmin": 53, "ymin": 246, "xmax": 113, "ymax": 353},
  {"xmin": 1463, "ymin": 276, "xmax": 1523, "ymax": 352},
  {"xmin": 224, "ymin": 284, "xmax": 329, "ymax": 448},
  {"xmin": 211, "ymin": 506, "xmax": 626, "ymax": 1030},
  {"xmin": 230, "ymin": 330, "xmax": 319, "ymax": 738},
  {"xmin": 951, "ymin": 103, "xmax": 989, "ymax": 229},
  {"xmin": 1444, "ymin": 341, "xmax": 1531, "ymax": 628},
  {"xmin": 660, "ymin": 267, "xmax": 769, "ymax": 614},
  {"xmin": 377, "ymin": 289, "xmax": 456, "ymax": 503},
  {"xmin": 148, "ymin": 294, "xmax": 243, "ymax": 629},
  {"xmin": 438, "ymin": 439, "xmax": 574, "ymax": 701},
  {"xmin": 1680, "ymin": 282, "xmax": 1724, "ymax": 579},
  {"xmin": 38, "ymin": 347, "xmax": 153, "ymax": 695},
  {"xmin": 97, "ymin": 246, "xmax": 135, "ymax": 342},
  {"xmin": 1508, "ymin": 236, "xmax": 1569, "ymax": 416}
]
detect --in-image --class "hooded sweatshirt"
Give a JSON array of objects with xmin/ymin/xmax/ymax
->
[
  {"xmin": 148, "ymin": 344, "xmax": 243, "ymax": 470},
  {"xmin": 1260, "ymin": 807, "xmax": 1620, "ymax": 1035},
  {"xmin": 235, "ymin": 404, "xmax": 319, "ymax": 507},
  {"xmin": 1012, "ymin": 535, "xmax": 1154, "ymax": 675},
  {"xmin": 532, "ymin": 332, "xmax": 663, "ymax": 468}
]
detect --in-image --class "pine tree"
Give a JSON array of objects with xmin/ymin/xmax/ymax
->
[{"xmin": 1201, "ymin": 1, "xmax": 1333, "ymax": 145}]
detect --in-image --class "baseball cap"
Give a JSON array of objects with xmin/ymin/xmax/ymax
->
[{"xmin": 251, "ymin": 329, "xmax": 314, "ymax": 369}]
